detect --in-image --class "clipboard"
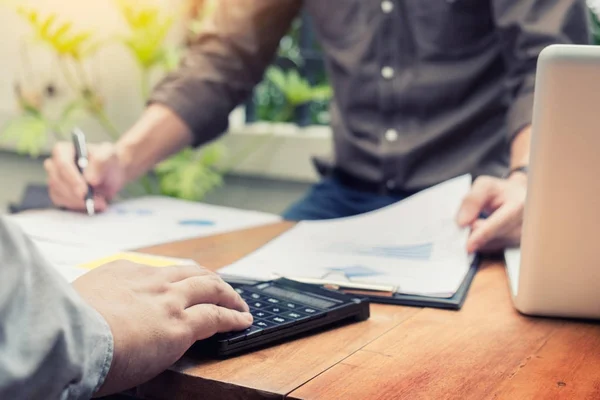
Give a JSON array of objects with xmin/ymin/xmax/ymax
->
[{"xmin": 222, "ymin": 256, "xmax": 480, "ymax": 311}]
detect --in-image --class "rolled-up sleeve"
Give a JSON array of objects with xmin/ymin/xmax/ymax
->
[
  {"xmin": 0, "ymin": 218, "xmax": 113, "ymax": 400},
  {"xmin": 149, "ymin": 0, "xmax": 302, "ymax": 146},
  {"xmin": 492, "ymin": 0, "xmax": 591, "ymax": 141}
]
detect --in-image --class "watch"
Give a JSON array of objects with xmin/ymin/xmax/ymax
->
[{"xmin": 505, "ymin": 165, "xmax": 529, "ymax": 179}]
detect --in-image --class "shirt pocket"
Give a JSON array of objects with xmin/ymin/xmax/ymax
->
[{"xmin": 407, "ymin": 0, "xmax": 495, "ymax": 58}]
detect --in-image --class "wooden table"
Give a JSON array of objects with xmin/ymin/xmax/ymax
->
[{"xmin": 132, "ymin": 222, "xmax": 600, "ymax": 399}]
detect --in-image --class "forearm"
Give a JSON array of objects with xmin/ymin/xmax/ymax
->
[{"xmin": 116, "ymin": 104, "xmax": 193, "ymax": 183}]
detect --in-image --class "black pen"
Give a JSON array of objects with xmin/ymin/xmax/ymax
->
[{"xmin": 72, "ymin": 128, "xmax": 95, "ymax": 216}]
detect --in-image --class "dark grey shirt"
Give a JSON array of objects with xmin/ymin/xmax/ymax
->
[
  {"xmin": 150, "ymin": 0, "xmax": 590, "ymax": 192},
  {"xmin": 0, "ymin": 218, "xmax": 113, "ymax": 399}
]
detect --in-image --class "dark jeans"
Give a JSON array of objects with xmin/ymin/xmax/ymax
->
[{"xmin": 282, "ymin": 177, "xmax": 413, "ymax": 221}]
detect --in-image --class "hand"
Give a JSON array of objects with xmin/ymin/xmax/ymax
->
[
  {"xmin": 456, "ymin": 174, "xmax": 527, "ymax": 253},
  {"xmin": 44, "ymin": 142, "xmax": 127, "ymax": 213},
  {"xmin": 72, "ymin": 261, "xmax": 252, "ymax": 397}
]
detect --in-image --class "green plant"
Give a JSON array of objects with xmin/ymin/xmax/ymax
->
[
  {"xmin": 155, "ymin": 146, "xmax": 225, "ymax": 201},
  {"xmin": 3, "ymin": 1, "xmax": 227, "ymax": 201},
  {"xmin": 254, "ymin": 16, "xmax": 331, "ymax": 125},
  {"xmin": 262, "ymin": 66, "xmax": 332, "ymax": 122}
]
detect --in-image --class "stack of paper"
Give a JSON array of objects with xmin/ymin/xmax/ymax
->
[
  {"xmin": 4, "ymin": 196, "xmax": 281, "ymax": 281},
  {"xmin": 219, "ymin": 175, "xmax": 474, "ymax": 298}
]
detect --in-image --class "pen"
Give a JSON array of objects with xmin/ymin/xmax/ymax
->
[
  {"xmin": 277, "ymin": 275, "xmax": 398, "ymax": 293},
  {"xmin": 72, "ymin": 128, "xmax": 95, "ymax": 216}
]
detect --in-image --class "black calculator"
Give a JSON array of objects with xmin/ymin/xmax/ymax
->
[{"xmin": 193, "ymin": 277, "xmax": 370, "ymax": 357}]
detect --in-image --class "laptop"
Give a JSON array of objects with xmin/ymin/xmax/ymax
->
[{"xmin": 507, "ymin": 44, "xmax": 600, "ymax": 319}]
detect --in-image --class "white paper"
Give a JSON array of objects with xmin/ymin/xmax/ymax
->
[
  {"xmin": 219, "ymin": 175, "xmax": 473, "ymax": 298},
  {"xmin": 504, "ymin": 248, "xmax": 521, "ymax": 296},
  {"xmin": 6, "ymin": 196, "xmax": 281, "ymax": 280}
]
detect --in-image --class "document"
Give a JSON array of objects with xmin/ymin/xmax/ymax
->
[
  {"xmin": 5, "ymin": 196, "xmax": 281, "ymax": 280},
  {"xmin": 219, "ymin": 175, "xmax": 474, "ymax": 298}
]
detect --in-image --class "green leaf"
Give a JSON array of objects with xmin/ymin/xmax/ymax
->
[
  {"xmin": 1, "ymin": 114, "xmax": 49, "ymax": 157},
  {"xmin": 40, "ymin": 14, "xmax": 57, "ymax": 37},
  {"xmin": 17, "ymin": 7, "xmax": 96, "ymax": 60},
  {"xmin": 592, "ymin": 10, "xmax": 600, "ymax": 45},
  {"xmin": 266, "ymin": 66, "xmax": 333, "ymax": 108},
  {"xmin": 266, "ymin": 67, "xmax": 287, "ymax": 92},
  {"xmin": 154, "ymin": 145, "xmax": 225, "ymax": 201},
  {"xmin": 310, "ymin": 85, "xmax": 333, "ymax": 101},
  {"xmin": 54, "ymin": 100, "xmax": 88, "ymax": 138}
]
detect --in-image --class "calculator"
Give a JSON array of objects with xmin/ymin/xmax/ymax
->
[{"xmin": 193, "ymin": 277, "xmax": 370, "ymax": 357}]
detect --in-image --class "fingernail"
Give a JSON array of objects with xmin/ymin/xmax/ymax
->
[{"xmin": 243, "ymin": 312, "xmax": 253, "ymax": 323}]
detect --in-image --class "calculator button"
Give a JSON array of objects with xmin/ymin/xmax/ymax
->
[
  {"xmin": 251, "ymin": 301, "xmax": 265, "ymax": 309},
  {"xmin": 254, "ymin": 320, "xmax": 275, "ymax": 329},
  {"xmin": 283, "ymin": 311, "xmax": 305, "ymax": 320},
  {"xmin": 301, "ymin": 308, "xmax": 318, "ymax": 314},
  {"xmin": 264, "ymin": 306, "xmax": 285, "ymax": 314},
  {"xmin": 234, "ymin": 288, "xmax": 245, "ymax": 295},
  {"xmin": 270, "ymin": 316, "xmax": 290, "ymax": 325},
  {"xmin": 283, "ymin": 302, "xmax": 299, "ymax": 309},
  {"xmin": 249, "ymin": 293, "xmax": 262, "ymax": 300},
  {"xmin": 266, "ymin": 297, "xmax": 280, "ymax": 304},
  {"xmin": 251, "ymin": 310, "xmax": 273, "ymax": 319}
]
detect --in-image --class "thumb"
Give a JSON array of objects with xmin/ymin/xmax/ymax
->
[{"xmin": 84, "ymin": 143, "xmax": 117, "ymax": 187}]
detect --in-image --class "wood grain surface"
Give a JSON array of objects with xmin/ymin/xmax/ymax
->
[{"xmin": 130, "ymin": 222, "xmax": 600, "ymax": 399}]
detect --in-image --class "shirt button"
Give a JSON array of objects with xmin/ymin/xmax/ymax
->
[
  {"xmin": 386, "ymin": 180, "xmax": 396, "ymax": 190},
  {"xmin": 381, "ymin": 66, "xmax": 394, "ymax": 80},
  {"xmin": 381, "ymin": 0, "xmax": 394, "ymax": 13},
  {"xmin": 385, "ymin": 128, "xmax": 398, "ymax": 142}
]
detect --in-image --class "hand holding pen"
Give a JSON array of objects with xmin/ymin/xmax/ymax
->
[
  {"xmin": 45, "ymin": 129, "xmax": 127, "ymax": 212},
  {"xmin": 72, "ymin": 128, "xmax": 96, "ymax": 216}
]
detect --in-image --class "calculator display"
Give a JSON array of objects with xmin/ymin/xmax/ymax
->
[{"xmin": 261, "ymin": 286, "xmax": 339, "ymax": 309}]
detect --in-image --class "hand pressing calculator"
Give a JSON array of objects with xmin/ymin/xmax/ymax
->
[{"xmin": 193, "ymin": 277, "xmax": 370, "ymax": 357}]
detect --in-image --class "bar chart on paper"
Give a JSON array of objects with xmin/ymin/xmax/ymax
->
[
  {"xmin": 220, "ymin": 175, "xmax": 475, "ymax": 298},
  {"xmin": 325, "ymin": 242, "xmax": 434, "ymax": 260}
]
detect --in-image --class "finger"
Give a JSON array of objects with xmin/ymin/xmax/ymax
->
[
  {"xmin": 51, "ymin": 144, "xmax": 88, "ymax": 199},
  {"xmin": 466, "ymin": 203, "xmax": 521, "ymax": 253},
  {"xmin": 46, "ymin": 159, "xmax": 85, "ymax": 209},
  {"xmin": 176, "ymin": 275, "xmax": 249, "ymax": 312},
  {"xmin": 186, "ymin": 304, "xmax": 253, "ymax": 340},
  {"xmin": 47, "ymin": 159, "xmax": 109, "ymax": 212},
  {"xmin": 471, "ymin": 218, "xmax": 485, "ymax": 231},
  {"xmin": 161, "ymin": 264, "xmax": 211, "ymax": 283},
  {"xmin": 457, "ymin": 177, "xmax": 500, "ymax": 227},
  {"xmin": 92, "ymin": 195, "xmax": 109, "ymax": 212}
]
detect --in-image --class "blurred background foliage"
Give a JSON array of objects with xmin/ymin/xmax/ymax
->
[{"xmin": 2, "ymin": 1, "xmax": 332, "ymax": 201}]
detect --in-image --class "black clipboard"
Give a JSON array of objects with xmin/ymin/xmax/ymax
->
[
  {"xmin": 336, "ymin": 255, "xmax": 480, "ymax": 310},
  {"xmin": 222, "ymin": 256, "xmax": 480, "ymax": 312}
]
